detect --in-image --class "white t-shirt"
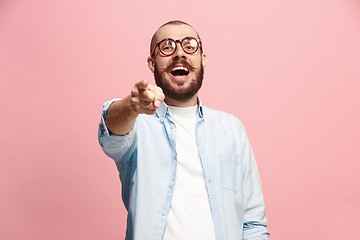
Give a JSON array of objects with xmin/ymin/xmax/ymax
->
[{"xmin": 162, "ymin": 105, "xmax": 216, "ymax": 240}]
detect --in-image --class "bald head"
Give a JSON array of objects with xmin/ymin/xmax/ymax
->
[{"xmin": 150, "ymin": 20, "xmax": 201, "ymax": 55}]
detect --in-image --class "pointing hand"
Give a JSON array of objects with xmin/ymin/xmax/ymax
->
[{"xmin": 130, "ymin": 80, "xmax": 165, "ymax": 115}]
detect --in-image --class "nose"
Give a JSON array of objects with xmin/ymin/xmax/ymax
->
[{"xmin": 172, "ymin": 41, "xmax": 186, "ymax": 59}]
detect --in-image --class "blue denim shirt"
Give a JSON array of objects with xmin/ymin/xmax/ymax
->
[{"xmin": 98, "ymin": 99, "xmax": 269, "ymax": 240}]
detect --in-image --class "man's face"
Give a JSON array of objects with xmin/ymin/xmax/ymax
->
[{"xmin": 148, "ymin": 24, "xmax": 207, "ymax": 102}]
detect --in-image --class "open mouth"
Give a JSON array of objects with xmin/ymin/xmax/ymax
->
[{"xmin": 170, "ymin": 66, "xmax": 189, "ymax": 77}]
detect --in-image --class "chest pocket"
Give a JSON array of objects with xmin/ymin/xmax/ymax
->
[{"xmin": 219, "ymin": 154, "xmax": 242, "ymax": 192}]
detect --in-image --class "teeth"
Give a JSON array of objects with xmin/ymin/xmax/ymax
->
[{"xmin": 172, "ymin": 66, "xmax": 189, "ymax": 72}]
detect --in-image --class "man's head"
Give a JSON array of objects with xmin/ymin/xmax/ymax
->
[{"xmin": 147, "ymin": 21, "xmax": 207, "ymax": 103}]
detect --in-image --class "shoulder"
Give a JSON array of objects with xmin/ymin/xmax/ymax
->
[
  {"xmin": 203, "ymin": 106, "xmax": 243, "ymax": 126},
  {"xmin": 202, "ymin": 106, "xmax": 247, "ymax": 137},
  {"xmin": 201, "ymin": 106, "xmax": 250, "ymax": 146}
]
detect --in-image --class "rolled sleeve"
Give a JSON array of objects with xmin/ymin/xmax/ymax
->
[{"xmin": 98, "ymin": 99, "xmax": 137, "ymax": 163}]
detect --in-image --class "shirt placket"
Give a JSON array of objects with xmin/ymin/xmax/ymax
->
[
  {"xmin": 196, "ymin": 118, "xmax": 224, "ymax": 240},
  {"xmin": 155, "ymin": 114, "xmax": 178, "ymax": 240}
]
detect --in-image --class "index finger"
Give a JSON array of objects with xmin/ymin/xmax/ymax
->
[
  {"xmin": 136, "ymin": 80, "xmax": 149, "ymax": 92},
  {"xmin": 153, "ymin": 87, "xmax": 165, "ymax": 108}
]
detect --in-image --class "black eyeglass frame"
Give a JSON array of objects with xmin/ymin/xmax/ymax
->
[{"xmin": 150, "ymin": 37, "xmax": 202, "ymax": 56}]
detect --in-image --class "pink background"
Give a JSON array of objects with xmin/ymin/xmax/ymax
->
[{"xmin": 1, "ymin": 0, "xmax": 359, "ymax": 239}]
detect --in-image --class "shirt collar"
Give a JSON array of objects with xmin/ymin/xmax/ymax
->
[{"xmin": 155, "ymin": 97, "xmax": 204, "ymax": 123}]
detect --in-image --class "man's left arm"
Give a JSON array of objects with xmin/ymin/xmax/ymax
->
[{"xmin": 241, "ymin": 126, "xmax": 270, "ymax": 239}]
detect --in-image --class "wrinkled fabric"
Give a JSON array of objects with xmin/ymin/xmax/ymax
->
[{"xmin": 98, "ymin": 99, "xmax": 269, "ymax": 240}]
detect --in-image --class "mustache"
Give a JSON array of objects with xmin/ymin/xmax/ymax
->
[{"xmin": 160, "ymin": 59, "xmax": 196, "ymax": 73}]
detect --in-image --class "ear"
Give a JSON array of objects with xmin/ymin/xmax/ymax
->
[
  {"xmin": 147, "ymin": 56, "xmax": 155, "ymax": 73},
  {"xmin": 201, "ymin": 53, "xmax": 207, "ymax": 68}
]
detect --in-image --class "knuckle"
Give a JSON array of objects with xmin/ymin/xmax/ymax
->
[
  {"xmin": 131, "ymin": 97, "xmax": 138, "ymax": 103},
  {"xmin": 131, "ymin": 87, "xmax": 138, "ymax": 95},
  {"xmin": 147, "ymin": 91, "xmax": 155, "ymax": 100},
  {"xmin": 141, "ymin": 90, "xmax": 149, "ymax": 98},
  {"xmin": 148, "ymin": 84, "xmax": 154, "ymax": 90}
]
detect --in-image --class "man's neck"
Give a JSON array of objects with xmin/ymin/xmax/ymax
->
[{"xmin": 164, "ymin": 94, "xmax": 198, "ymax": 107}]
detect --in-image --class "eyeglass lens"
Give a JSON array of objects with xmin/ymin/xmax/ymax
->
[{"xmin": 159, "ymin": 37, "xmax": 199, "ymax": 55}]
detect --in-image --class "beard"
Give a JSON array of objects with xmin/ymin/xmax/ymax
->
[{"xmin": 154, "ymin": 60, "xmax": 204, "ymax": 102}]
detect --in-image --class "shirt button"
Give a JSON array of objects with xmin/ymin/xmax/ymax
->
[
  {"xmin": 170, "ymin": 124, "xmax": 174, "ymax": 129},
  {"xmin": 162, "ymin": 211, "xmax": 167, "ymax": 216},
  {"xmin": 169, "ymin": 182, "xmax": 174, "ymax": 187}
]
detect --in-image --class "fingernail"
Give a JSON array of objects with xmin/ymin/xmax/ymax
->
[{"xmin": 155, "ymin": 100, "xmax": 162, "ymax": 107}]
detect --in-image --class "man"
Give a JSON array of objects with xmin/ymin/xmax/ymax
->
[{"xmin": 98, "ymin": 20, "xmax": 269, "ymax": 240}]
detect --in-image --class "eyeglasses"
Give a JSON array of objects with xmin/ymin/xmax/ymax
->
[{"xmin": 151, "ymin": 37, "xmax": 202, "ymax": 56}]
